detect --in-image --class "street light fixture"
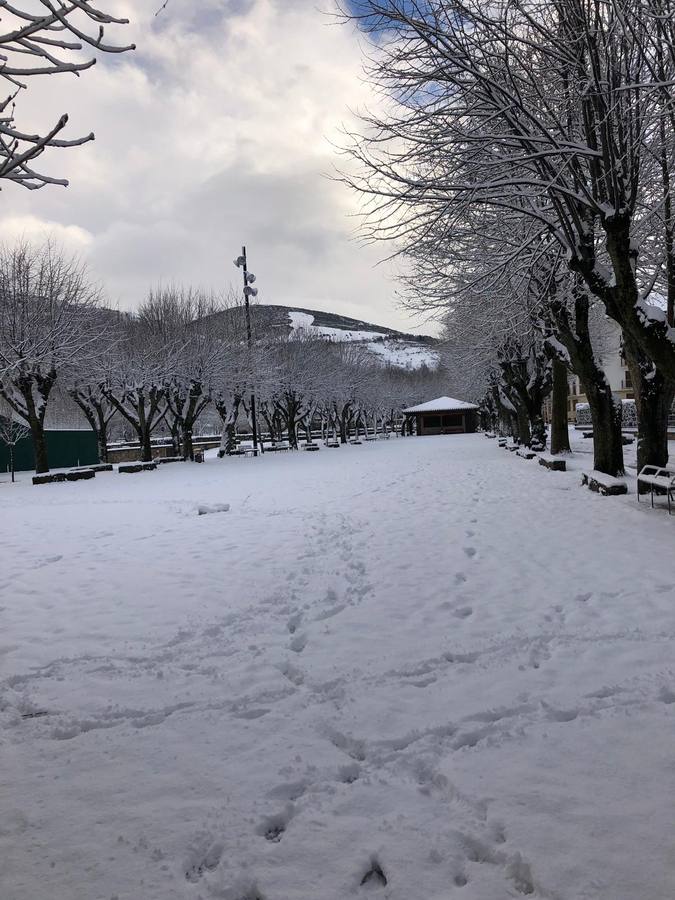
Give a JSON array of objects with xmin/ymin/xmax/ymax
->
[{"xmin": 234, "ymin": 245, "xmax": 261, "ymax": 453}]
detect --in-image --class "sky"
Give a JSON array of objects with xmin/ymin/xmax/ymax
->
[{"xmin": 0, "ymin": 0, "xmax": 435, "ymax": 335}]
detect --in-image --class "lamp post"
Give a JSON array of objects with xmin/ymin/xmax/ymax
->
[{"xmin": 234, "ymin": 246, "xmax": 260, "ymax": 453}]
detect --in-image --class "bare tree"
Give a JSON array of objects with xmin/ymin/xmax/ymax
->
[
  {"xmin": 138, "ymin": 286, "xmax": 223, "ymax": 460},
  {"xmin": 0, "ymin": 3, "xmax": 134, "ymax": 190},
  {"xmin": 102, "ymin": 317, "xmax": 169, "ymax": 463},
  {"xmin": 0, "ymin": 241, "xmax": 101, "ymax": 472},
  {"xmin": 0, "ymin": 405, "xmax": 29, "ymax": 481}
]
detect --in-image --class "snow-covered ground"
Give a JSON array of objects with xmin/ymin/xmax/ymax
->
[
  {"xmin": 2, "ymin": 435, "xmax": 675, "ymax": 900},
  {"xmin": 287, "ymin": 310, "xmax": 439, "ymax": 370}
]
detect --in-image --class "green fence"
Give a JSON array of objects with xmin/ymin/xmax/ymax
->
[{"xmin": 0, "ymin": 427, "xmax": 99, "ymax": 474}]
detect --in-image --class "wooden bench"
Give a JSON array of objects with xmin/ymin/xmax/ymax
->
[
  {"xmin": 155, "ymin": 456, "xmax": 184, "ymax": 464},
  {"xmin": 497, "ymin": 438, "xmax": 507, "ymax": 448},
  {"xmin": 119, "ymin": 462, "xmax": 157, "ymax": 474},
  {"xmin": 581, "ymin": 470, "xmax": 627, "ymax": 496},
  {"xmin": 325, "ymin": 440, "xmax": 340, "ymax": 448},
  {"xmin": 484, "ymin": 432, "xmax": 497, "ymax": 439},
  {"xmin": 65, "ymin": 469, "xmax": 95, "ymax": 482},
  {"xmin": 33, "ymin": 473, "xmax": 67, "ymax": 485},
  {"xmin": 267, "ymin": 442, "xmax": 290, "ymax": 452},
  {"xmin": 637, "ymin": 466, "xmax": 675, "ymax": 514},
  {"xmin": 538, "ymin": 454, "xmax": 566, "ymax": 472},
  {"xmin": 516, "ymin": 447, "xmax": 536, "ymax": 460},
  {"xmin": 303, "ymin": 442, "xmax": 320, "ymax": 451}
]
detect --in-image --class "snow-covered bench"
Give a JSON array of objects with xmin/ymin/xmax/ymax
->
[
  {"xmin": 516, "ymin": 447, "xmax": 536, "ymax": 460},
  {"xmin": 581, "ymin": 470, "xmax": 627, "ymax": 496},
  {"xmin": 33, "ymin": 473, "xmax": 67, "ymax": 485},
  {"xmin": 71, "ymin": 463, "xmax": 113, "ymax": 473},
  {"xmin": 497, "ymin": 438, "xmax": 507, "ymax": 448},
  {"xmin": 230, "ymin": 442, "xmax": 258, "ymax": 457},
  {"xmin": 65, "ymin": 469, "xmax": 95, "ymax": 482},
  {"xmin": 267, "ymin": 441, "xmax": 290, "ymax": 452},
  {"xmin": 119, "ymin": 462, "xmax": 157, "ymax": 474},
  {"xmin": 538, "ymin": 454, "xmax": 566, "ymax": 472},
  {"xmin": 637, "ymin": 466, "xmax": 675, "ymax": 514}
]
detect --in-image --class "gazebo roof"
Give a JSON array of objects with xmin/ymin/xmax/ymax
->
[{"xmin": 402, "ymin": 396, "xmax": 478, "ymax": 414}]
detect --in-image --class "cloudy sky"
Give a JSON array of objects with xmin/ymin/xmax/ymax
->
[{"xmin": 0, "ymin": 0, "xmax": 434, "ymax": 334}]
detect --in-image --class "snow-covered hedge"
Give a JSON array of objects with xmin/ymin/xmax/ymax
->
[{"xmin": 575, "ymin": 399, "xmax": 637, "ymax": 428}]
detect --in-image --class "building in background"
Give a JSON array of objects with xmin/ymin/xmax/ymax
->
[{"xmin": 403, "ymin": 396, "xmax": 478, "ymax": 435}]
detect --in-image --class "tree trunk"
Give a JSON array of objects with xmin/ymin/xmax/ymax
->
[
  {"xmin": 182, "ymin": 426, "xmax": 194, "ymax": 461},
  {"xmin": 623, "ymin": 336, "xmax": 675, "ymax": 480},
  {"xmin": 30, "ymin": 415, "xmax": 49, "ymax": 474},
  {"xmin": 515, "ymin": 405, "xmax": 530, "ymax": 445},
  {"xmin": 140, "ymin": 424, "xmax": 153, "ymax": 462},
  {"xmin": 550, "ymin": 358, "xmax": 571, "ymax": 454},
  {"xmin": 97, "ymin": 427, "xmax": 108, "ymax": 464},
  {"xmin": 548, "ymin": 284, "xmax": 624, "ymax": 475},
  {"xmin": 287, "ymin": 408, "xmax": 298, "ymax": 449},
  {"xmin": 584, "ymin": 382, "xmax": 624, "ymax": 476},
  {"xmin": 10, "ymin": 444, "xmax": 15, "ymax": 482}
]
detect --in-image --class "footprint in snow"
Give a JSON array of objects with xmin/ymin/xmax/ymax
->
[
  {"xmin": 543, "ymin": 702, "xmax": 579, "ymax": 722},
  {"xmin": 454, "ymin": 606, "xmax": 473, "ymax": 619},
  {"xmin": 338, "ymin": 762, "xmax": 361, "ymax": 784},
  {"xmin": 279, "ymin": 660, "xmax": 304, "ymax": 686},
  {"xmin": 287, "ymin": 612, "xmax": 303, "ymax": 634},
  {"xmin": 257, "ymin": 804, "xmax": 294, "ymax": 842},
  {"xmin": 360, "ymin": 858, "xmax": 387, "ymax": 888},
  {"xmin": 184, "ymin": 835, "xmax": 223, "ymax": 882},
  {"xmin": 289, "ymin": 633, "xmax": 307, "ymax": 653},
  {"xmin": 463, "ymin": 547, "xmax": 477, "ymax": 558},
  {"xmin": 657, "ymin": 686, "xmax": 675, "ymax": 704},
  {"xmin": 575, "ymin": 591, "xmax": 592, "ymax": 603},
  {"xmin": 455, "ymin": 572, "xmax": 467, "ymax": 584}
]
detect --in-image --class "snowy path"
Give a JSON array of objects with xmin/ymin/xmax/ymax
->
[{"xmin": 2, "ymin": 436, "xmax": 675, "ymax": 899}]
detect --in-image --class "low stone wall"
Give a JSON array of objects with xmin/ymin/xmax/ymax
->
[{"xmin": 107, "ymin": 438, "xmax": 221, "ymax": 464}]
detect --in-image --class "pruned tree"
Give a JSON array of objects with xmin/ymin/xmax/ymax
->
[
  {"xmin": 138, "ymin": 286, "xmax": 223, "ymax": 460},
  {"xmin": 0, "ymin": 2, "xmax": 134, "ymax": 190},
  {"xmin": 0, "ymin": 241, "xmax": 101, "ymax": 472},
  {"xmin": 103, "ymin": 317, "xmax": 169, "ymax": 463}
]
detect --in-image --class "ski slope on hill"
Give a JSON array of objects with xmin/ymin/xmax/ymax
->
[
  {"xmin": 288, "ymin": 310, "xmax": 439, "ymax": 370},
  {"xmin": 2, "ymin": 435, "xmax": 674, "ymax": 900}
]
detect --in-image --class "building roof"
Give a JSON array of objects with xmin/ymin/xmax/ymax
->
[{"xmin": 402, "ymin": 396, "xmax": 478, "ymax": 414}]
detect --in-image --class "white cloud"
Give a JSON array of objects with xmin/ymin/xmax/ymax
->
[{"xmin": 0, "ymin": 0, "xmax": 431, "ymax": 333}]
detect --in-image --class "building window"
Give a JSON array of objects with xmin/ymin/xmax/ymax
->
[{"xmin": 423, "ymin": 415, "xmax": 441, "ymax": 429}]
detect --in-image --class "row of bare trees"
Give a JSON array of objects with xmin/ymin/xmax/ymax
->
[
  {"xmin": 0, "ymin": 242, "xmax": 444, "ymax": 473},
  {"xmin": 340, "ymin": 0, "xmax": 675, "ymax": 476}
]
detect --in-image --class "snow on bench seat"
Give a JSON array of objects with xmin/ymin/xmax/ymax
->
[
  {"xmin": 637, "ymin": 466, "xmax": 675, "ymax": 514},
  {"xmin": 581, "ymin": 470, "xmax": 627, "ymax": 496},
  {"xmin": 515, "ymin": 447, "xmax": 536, "ymax": 460},
  {"xmin": 538, "ymin": 454, "xmax": 566, "ymax": 472},
  {"xmin": 119, "ymin": 462, "xmax": 157, "ymax": 474}
]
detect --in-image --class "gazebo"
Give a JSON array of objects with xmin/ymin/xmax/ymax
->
[{"xmin": 402, "ymin": 396, "xmax": 479, "ymax": 436}]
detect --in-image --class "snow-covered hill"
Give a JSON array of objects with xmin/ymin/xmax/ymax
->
[{"xmin": 282, "ymin": 306, "xmax": 439, "ymax": 370}]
